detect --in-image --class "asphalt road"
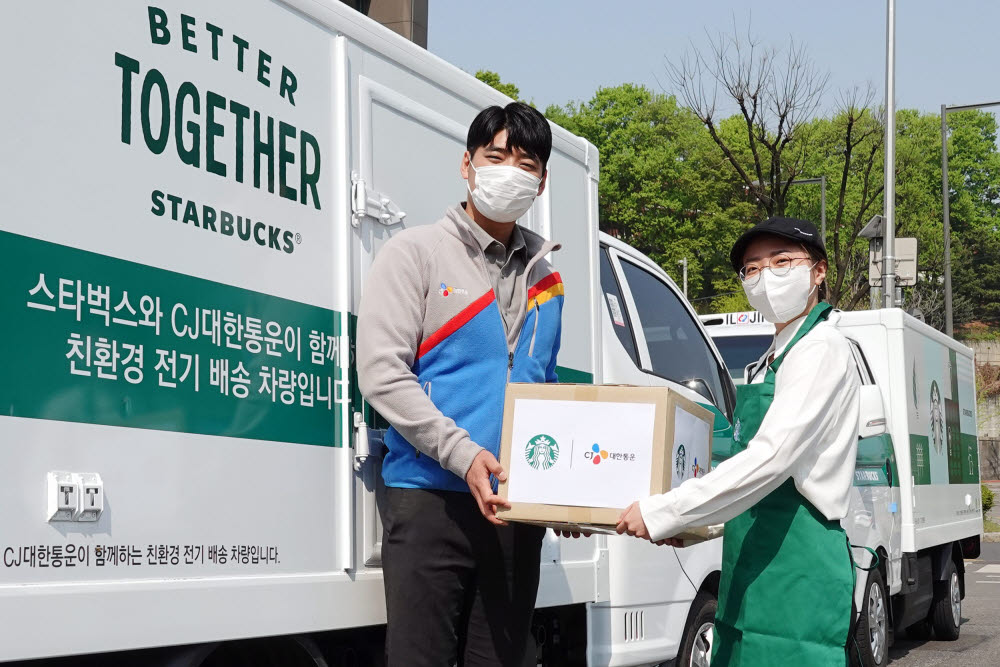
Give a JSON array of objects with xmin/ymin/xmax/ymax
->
[{"xmin": 888, "ymin": 542, "xmax": 1000, "ymax": 666}]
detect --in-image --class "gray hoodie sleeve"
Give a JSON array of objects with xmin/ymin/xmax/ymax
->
[{"xmin": 356, "ymin": 235, "xmax": 485, "ymax": 480}]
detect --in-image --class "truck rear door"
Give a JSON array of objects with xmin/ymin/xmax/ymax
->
[{"xmin": 343, "ymin": 36, "xmax": 603, "ymax": 603}]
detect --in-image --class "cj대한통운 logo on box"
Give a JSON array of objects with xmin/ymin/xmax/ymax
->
[{"xmin": 584, "ymin": 443, "xmax": 636, "ymax": 465}]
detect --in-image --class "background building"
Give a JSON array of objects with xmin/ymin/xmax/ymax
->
[{"xmin": 340, "ymin": 0, "xmax": 428, "ymax": 47}]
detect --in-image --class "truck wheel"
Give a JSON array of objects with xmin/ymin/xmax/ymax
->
[
  {"xmin": 930, "ymin": 559, "xmax": 961, "ymax": 640},
  {"xmin": 852, "ymin": 568, "xmax": 889, "ymax": 667},
  {"xmin": 677, "ymin": 591, "xmax": 717, "ymax": 667}
]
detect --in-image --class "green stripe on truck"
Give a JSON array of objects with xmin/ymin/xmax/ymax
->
[{"xmin": 0, "ymin": 230, "xmax": 347, "ymax": 447}]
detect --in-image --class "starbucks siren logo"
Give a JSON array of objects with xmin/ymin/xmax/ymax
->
[
  {"xmin": 525, "ymin": 434, "xmax": 559, "ymax": 470},
  {"xmin": 675, "ymin": 444, "xmax": 687, "ymax": 480}
]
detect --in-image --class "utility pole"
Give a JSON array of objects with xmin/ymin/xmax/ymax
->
[
  {"xmin": 882, "ymin": 0, "xmax": 897, "ymax": 309},
  {"xmin": 679, "ymin": 258, "xmax": 688, "ymax": 298}
]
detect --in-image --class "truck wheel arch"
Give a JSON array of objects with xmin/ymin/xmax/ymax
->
[{"xmin": 698, "ymin": 570, "xmax": 720, "ymax": 598}]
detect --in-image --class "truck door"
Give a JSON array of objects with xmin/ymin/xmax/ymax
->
[
  {"xmin": 844, "ymin": 338, "xmax": 901, "ymax": 592},
  {"xmin": 345, "ymin": 42, "xmax": 474, "ymax": 569},
  {"xmin": 595, "ymin": 243, "xmax": 733, "ymax": 664},
  {"xmin": 344, "ymin": 44, "xmax": 555, "ymax": 569}
]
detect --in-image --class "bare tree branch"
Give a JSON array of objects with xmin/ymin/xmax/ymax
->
[{"xmin": 664, "ymin": 22, "xmax": 830, "ymax": 217}]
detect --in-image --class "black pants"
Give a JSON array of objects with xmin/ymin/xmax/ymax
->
[{"xmin": 379, "ymin": 485, "xmax": 545, "ymax": 667}]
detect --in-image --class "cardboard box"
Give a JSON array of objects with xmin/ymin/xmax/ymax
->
[{"xmin": 497, "ymin": 383, "xmax": 718, "ymax": 542}]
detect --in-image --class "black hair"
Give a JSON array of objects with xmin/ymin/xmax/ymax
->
[{"xmin": 467, "ymin": 102, "xmax": 552, "ymax": 170}]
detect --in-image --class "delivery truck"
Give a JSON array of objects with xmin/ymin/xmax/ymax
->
[
  {"xmin": 702, "ymin": 309, "xmax": 984, "ymax": 667},
  {"xmin": 0, "ymin": 2, "xmax": 737, "ymax": 665}
]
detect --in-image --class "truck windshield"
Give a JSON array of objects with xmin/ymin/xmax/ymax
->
[{"xmin": 712, "ymin": 335, "xmax": 772, "ymax": 380}]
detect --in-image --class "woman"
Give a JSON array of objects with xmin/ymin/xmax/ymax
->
[{"xmin": 617, "ymin": 217, "xmax": 861, "ymax": 665}]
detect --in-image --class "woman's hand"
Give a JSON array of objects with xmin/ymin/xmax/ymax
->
[
  {"xmin": 616, "ymin": 502, "xmax": 684, "ymax": 547},
  {"xmin": 616, "ymin": 501, "xmax": 649, "ymax": 539}
]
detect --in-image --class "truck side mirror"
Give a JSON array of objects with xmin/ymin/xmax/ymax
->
[{"xmin": 858, "ymin": 384, "xmax": 887, "ymax": 439}]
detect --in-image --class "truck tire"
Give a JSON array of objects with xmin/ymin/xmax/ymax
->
[
  {"xmin": 929, "ymin": 559, "xmax": 961, "ymax": 640},
  {"xmin": 852, "ymin": 568, "xmax": 889, "ymax": 667},
  {"xmin": 677, "ymin": 591, "xmax": 717, "ymax": 667}
]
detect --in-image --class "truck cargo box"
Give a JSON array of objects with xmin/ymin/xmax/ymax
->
[{"xmin": 838, "ymin": 309, "xmax": 982, "ymax": 553}]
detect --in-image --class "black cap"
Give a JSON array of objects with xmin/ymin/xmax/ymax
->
[{"xmin": 729, "ymin": 217, "xmax": 827, "ymax": 272}]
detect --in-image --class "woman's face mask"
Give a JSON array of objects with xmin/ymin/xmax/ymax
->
[
  {"xmin": 742, "ymin": 263, "xmax": 818, "ymax": 324},
  {"xmin": 467, "ymin": 161, "xmax": 542, "ymax": 223}
]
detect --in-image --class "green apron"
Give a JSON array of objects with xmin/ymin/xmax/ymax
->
[{"xmin": 712, "ymin": 302, "xmax": 854, "ymax": 666}]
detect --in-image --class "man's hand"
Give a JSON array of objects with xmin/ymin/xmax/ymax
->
[
  {"xmin": 556, "ymin": 530, "xmax": 592, "ymax": 539},
  {"xmin": 466, "ymin": 450, "xmax": 511, "ymax": 525},
  {"xmin": 655, "ymin": 537, "xmax": 686, "ymax": 547}
]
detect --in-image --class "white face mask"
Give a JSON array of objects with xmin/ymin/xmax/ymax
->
[
  {"xmin": 743, "ymin": 264, "xmax": 817, "ymax": 324},
  {"xmin": 467, "ymin": 161, "xmax": 542, "ymax": 223}
]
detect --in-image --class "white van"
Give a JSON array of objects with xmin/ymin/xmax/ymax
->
[
  {"xmin": 703, "ymin": 309, "xmax": 984, "ymax": 666},
  {"xmin": 697, "ymin": 311, "xmax": 774, "ymax": 385},
  {"xmin": 0, "ymin": 2, "xmax": 732, "ymax": 665}
]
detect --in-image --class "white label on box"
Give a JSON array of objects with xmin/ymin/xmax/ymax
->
[
  {"xmin": 671, "ymin": 405, "xmax": 712, "ymax": 489},
  {"xmin": 506, "ymin": 398, "xmax": 657, "ymax": 509}
]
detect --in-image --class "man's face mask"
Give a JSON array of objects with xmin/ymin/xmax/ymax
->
[{"xmin": 467, "ymin": 161, "xmax": 542, "ymax": 223}]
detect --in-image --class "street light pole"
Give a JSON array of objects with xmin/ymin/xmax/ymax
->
[
  {"xmin": 679, "ymin": 258, "xmax": 688, "ymax": 297},
  {"xmin": 942, "ymin": 104, "xmax": 952, "ymax": 337},
  {"xmin": 821, "ymin": 175, "xmax": 826, "ymax": 239},
  {"xmin": 749, "ymin": 177, "xmax": 826, "ymax": 237},
  {"xmin": 940, "ymin": 99, "xmax": 1000, "ymax": 337},
  {"xmin": 882, "ymin": 0, "xmax": 897, "ymax": 310},
  {"xmin": 787, "ymin": 176, "xmax": 827, "ymax": 239}
]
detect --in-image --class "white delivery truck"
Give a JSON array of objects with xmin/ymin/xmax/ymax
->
[
  {"xmin": 0, "ymin": 2, "xmax": 736, "ymax": 665},
  {"xmin": 702, "ymin": 309, "xmax": 984, "ymax": 666}
]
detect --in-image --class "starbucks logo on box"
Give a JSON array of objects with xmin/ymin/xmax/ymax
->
[{"xmin": 525, "ymin": 434, "xmax": 559, "ymax": 470}]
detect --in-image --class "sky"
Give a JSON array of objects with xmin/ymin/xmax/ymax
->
[{"xmin": 427, "ymin": 0, "xmax": 1000, "ymax": 117}]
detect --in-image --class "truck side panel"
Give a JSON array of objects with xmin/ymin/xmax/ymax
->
[{"xmin": 0, "ymin": 0, "xmax": 361, "ymax": 660}]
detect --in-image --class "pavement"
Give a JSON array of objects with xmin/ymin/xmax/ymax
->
[{"xmin": 889, "ymin": 542, "xmax": 1000, "ymax": 666}]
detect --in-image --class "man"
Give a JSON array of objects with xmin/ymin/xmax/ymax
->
[{"xmin": 357, "ymin": 102, "xmax": 563, "ymax": 666}]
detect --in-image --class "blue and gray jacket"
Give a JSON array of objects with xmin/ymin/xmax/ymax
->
[{"xmin": 357, "ymin": 204, "xmax": 564, "ymax": 492}]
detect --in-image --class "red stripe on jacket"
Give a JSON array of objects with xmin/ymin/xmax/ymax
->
[
  {"xmin": 528, "ymin": 272, "xmax": 562, "ymax": 300},
  {"xmin": 417, "ymin": 291, "xmax": 497, "ymax": 359}
]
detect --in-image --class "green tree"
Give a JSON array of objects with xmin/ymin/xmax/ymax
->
[
  {"xmin": 475, "ymin": 70, "xmax": 520, "ymax": 100},
  {"xmin": 546, "ymin": 84, "xmax": 749, "ymax": 308},
  {"xmin": 945, "ymin": 110, "xmax": 1000, "ymax": 325}
]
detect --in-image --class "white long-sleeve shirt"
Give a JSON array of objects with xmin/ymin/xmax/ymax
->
[{"xmin": 639, "ymin": 312, "xmax": 861, "ymax": 542}]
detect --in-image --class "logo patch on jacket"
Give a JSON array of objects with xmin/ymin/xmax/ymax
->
[{"xmin": 440, "ymin": 283, "xmax": 469, "ymax": 297}]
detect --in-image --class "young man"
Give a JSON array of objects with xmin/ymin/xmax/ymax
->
[{"xmin": 357, "ymin": 102, "xmax": 563, "ymax": 666}]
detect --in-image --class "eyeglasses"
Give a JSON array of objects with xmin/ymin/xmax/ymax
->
[{"xmin": 739, "ymin": 253, "xmax": 814, "ymax": 287}]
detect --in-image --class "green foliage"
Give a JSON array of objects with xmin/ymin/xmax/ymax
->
[
  {"xmin": 474, "ymin": 70, "xmax": 520, "ymax": 101},
  {"xmin": 546, "ymin": 84, "xmax": 753, "ymax": 313},
  {"xmin": 547, "ymin": 81, "xmax": 1000, "ymax": 324},
  {"xmin": 983, "ymin": 484, "xmax": 995, "ymax": 515}
]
